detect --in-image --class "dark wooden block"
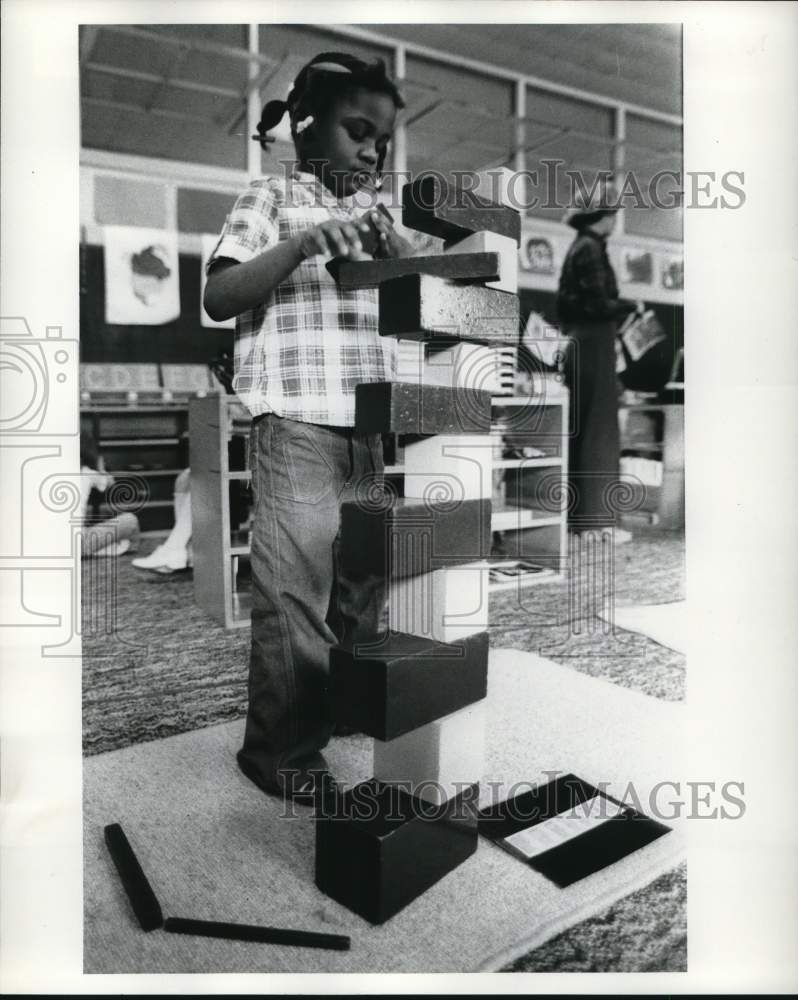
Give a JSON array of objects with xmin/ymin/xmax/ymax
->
[
  {"xmin": 477, "ymin": 773, "xmax": 670, "ymax": 888},
  {"xmin": 340, "ymin": 497, "xmax": 492, "ymax": 579},
  {"xmin": 354, "ymin": 382, "xmax": 492, "ymax": 435},
  {"xmin": 330, "ymin": 630, "xmax": 489, "ymax": 740},
  {"xmin": 379, "ymin": 274, "xmax": 520, "ymax": 345},
  {"xmin": 402, "ymin": 174, "xmax": 522, "ymax": 245},
  {"xmin": 315, "ymin": 780, "xmax": 479, "ymax": 924},
  {"xmin": 327, "ymin": 251, "xmax": 500, "ymax": 287},
  {"xmin": 103, "ymin": 823, "xmax": 163, "ymax": 932}
]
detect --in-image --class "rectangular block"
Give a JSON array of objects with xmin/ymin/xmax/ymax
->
[
  {"xmin": 354, "ymin": 381, "xmax": 492, "ymax": 435},
  {"xmin": 402, "ymin": 174, "xmax": 522, "ymax": 244},
  {"xmin": 329, "ymin": 630, "xmax": 489, "ymax": 741},
  {"xmin": 472, "ymin": 167, "xmax": 517, "ymax": 209},
  {"xmin": 388, "ymin": 564, "xmax": 489, "ymax": 643},
  {"xmin": 444, "ymin": 231, "xmax": 518, "ymax": 294},
  {"xmin": 477, "ymin": 773, "xmax": 670, "ymax": 888},
  {"xmin": 339, "ymin": 497, "xmax": 492, "ymax": 579},
  {"xmin": 422, "ymin": 342, "xmax": 502, "ymax": 394},
  {"xmin": 315, "ymin": 780, "xmax": 479, "ymax": 924},
  {"xmin": 379, "ymin": 274, "xmax": 520, "ymax": 345},
  {"xmin": 403, "ymin": 434, "xmax": 493, "ymax": 501},
  {"xmin": 327, "ymin": 250, "xmax": 500, "ymax": 287},
  {"xmin": 373, "ymin": 700, "xmax": 487, "ymax": 806}
]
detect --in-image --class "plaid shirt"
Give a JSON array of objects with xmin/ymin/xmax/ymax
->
[
  {"xmin": 557, "ymin": 230, "xmax": 627, "ymax": 326},
  {"xmin": 207, "ymin": 170, "xmax": 396, "ymax": 425}
]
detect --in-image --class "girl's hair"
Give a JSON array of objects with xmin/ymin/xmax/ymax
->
[{"xmin": 253, "ymin": 51, "xmax": 404, "ymax": 175}]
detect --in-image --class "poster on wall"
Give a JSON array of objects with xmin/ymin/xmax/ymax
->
[
  {"xmin": 520, "ymin": 236, "xmax": 556, "ymax": 275},
  {"xmin": 200, "ymin": 233, "xmax": 236, "ymax": 329},
  {"xmin": 103, "ymin": 226, "xmax": 180, "ymax": 325},
  {"xmin": 661, "ymin": 255, "xmax": 684, "ymax": 290},
  {"xmin": 620, "ymin": 248, "xmax": 654, "ymax": 285}
]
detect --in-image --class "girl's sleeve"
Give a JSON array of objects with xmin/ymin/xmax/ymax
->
[{"xmin": 205, "ymin": 179, "xmax": 281, "ymax": 274}]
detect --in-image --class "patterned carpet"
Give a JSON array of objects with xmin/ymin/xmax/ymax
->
[{"xmin": 82, "ymin": 525, "xmax": 686, "ymax": 972}]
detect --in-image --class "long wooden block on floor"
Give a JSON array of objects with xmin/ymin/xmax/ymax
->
[
  {"xmin": 339, "ymin": 497, "xmax": 492, "ymax": 579},
  {"xmin": 329, "ymin": 630, "xmax": 489, "ymax": 741},
  {"xmin": 388, "ymin": 564, "xmax": 490, "ymax": 644},
  {"xmin": 402, "ymin": 174, "xmax": 522, "ymax": 244},
  {"xmin": 403, "ymin": 435, "xmax": 494, "ymax": 502},
  {"xmin": 315, "ymin": 780, "xmax": 479, "ymax": 925},
  {"xmin": 354, "ymin": 381, "xmax": 493, "ymax": 435},
  {"xmin": 443, "ymin": 231, "xmax": 519, "ymax": 294},
  {"xmin": 373, "ymin": 700, "xmax": 487, "ymax": 806},
  {"xmin": 326, "ymin": 251, "xmax": 500, "ymax": 287},
  {"xmin": 379, "ymin": 274, "xmax": 519, "ymax": 345}
]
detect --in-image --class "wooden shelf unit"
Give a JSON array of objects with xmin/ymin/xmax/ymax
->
[
  {"xmin": 189, "ymin": 395, "xmax": 254, "ymax": 630},
  {"xmin": 619, "ymin": 402, "xmax": 684, "ymax": 529},
  {"xmin": 489, "ymin": 390, "xmax": 569, "ymax": 584},
  {"xmin": 189, "ymin": 385, "xmax": 570, "ymax": 628}
]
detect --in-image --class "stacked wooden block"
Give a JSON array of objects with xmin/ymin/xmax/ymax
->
[{"xmin": 316, "ymin": 171, "xmax": 521, "ymax": 924}]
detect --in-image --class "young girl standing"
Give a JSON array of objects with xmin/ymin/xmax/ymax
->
[{"xmin": 204, "ymin": 52, "xmax": 410, "ymax": 805}]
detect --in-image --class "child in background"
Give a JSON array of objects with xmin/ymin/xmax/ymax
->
[
  {"xmin": 79, "ymin": 432, "xmax": 140, "ymax": 557},
  {"xmin": 204, "ymin": 52, "xmax": 411, "ymax": 804},
  {"xmin": 131, "ymin": 468, "xmax": 192, "ymax": 573}
]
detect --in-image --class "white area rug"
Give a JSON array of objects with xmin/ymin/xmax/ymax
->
[
  {"xmin": 83, "ymin": 648, "xmax": 685, "ymax": 973},
  {"xmin": 601, "ymin": 601, "xmax": 686, "ymax": 654}
]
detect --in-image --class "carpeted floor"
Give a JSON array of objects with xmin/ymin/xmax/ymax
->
[{"xmin": 82, "ymin": 525, "xmax": 686, "ymax": 972}]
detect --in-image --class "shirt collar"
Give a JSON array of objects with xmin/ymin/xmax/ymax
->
[{"xmin": 290, "ymin": 168, "xmax": 358, "ymax": 209}]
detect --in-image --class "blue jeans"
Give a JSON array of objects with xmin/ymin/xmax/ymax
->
[{"xmin": 238, "ymin": 414, "xmax": 386, "ymax": 791}]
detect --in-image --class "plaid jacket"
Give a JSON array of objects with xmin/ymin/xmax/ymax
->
[
  {"xmin": 557, "ymin": 230, "xmax": 627, "ymax": 326},
  {"xmin": 207, "ymin": 170, "xmax": 396, "ymax": 425}
]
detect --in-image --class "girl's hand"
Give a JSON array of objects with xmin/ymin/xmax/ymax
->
[
  {"xmin": 297, "ymin": 219, "xmax": 372, "ymax": 260},
  {"xmin": 367, "ymin": 209, "xmax": 414, "ymax": 259}
]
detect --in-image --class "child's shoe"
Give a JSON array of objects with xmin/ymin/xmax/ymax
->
[{"xmin": 131, "ymin": 543, "xmax": 192, "ymax": 574}]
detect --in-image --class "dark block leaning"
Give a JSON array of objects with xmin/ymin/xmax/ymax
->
[
  {"xmin": 402, "ymin": 174, "xmax": 522, "ymax": 244},
  {"xmin": 379, "ymin": 274, "xmax": 519, "ymax": 344},
  {"xmin": 330, "ymin": 630, "xmax": 489, "ymax": 741},
  {"xmin": 326, "ymin": 250, "xmax": 500, "ymax": 287},
  {"xmin": 354, "ymin": 382, "xmax": 493, "ymax": 436},
  {"xmin": 339, "ymin": 496, "xmax": 492, "ymax": 579},
  {"xmin": 315, "ymin": 779, "xmax": 480, "ymax": 924}
]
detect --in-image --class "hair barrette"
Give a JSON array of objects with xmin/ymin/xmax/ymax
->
[
  {"xmin": 294, "ymin": 115, "xmax": 314, "ymax": 135},
  {"xmin": 308, "ymin": 62, "xmax": 353, "ymax": 74}
]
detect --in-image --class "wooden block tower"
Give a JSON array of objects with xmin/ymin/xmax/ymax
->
[{"xmin": 315, "ymin": 171, "xmax": 521, "ymax": 924}]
